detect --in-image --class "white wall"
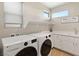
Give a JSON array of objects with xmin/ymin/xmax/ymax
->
[
  {"xmin": 52, "ymin": 2, "xmax": 79, "ymax": 33},
  {"xmin": 23, "ymin": 2, "xmax": 49, "ymax": 28},
  {"xmin": 0, "ymin": 2, "xmax": 50, "ymax": 38}
]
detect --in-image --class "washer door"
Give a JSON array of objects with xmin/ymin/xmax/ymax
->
[
  {"xmin": 16, "ymin": 46, "xmax": 37, "ymax": 56},
  {"xmin": 41, "ymin": 39, "xmax": 52, "ymax": 56}
]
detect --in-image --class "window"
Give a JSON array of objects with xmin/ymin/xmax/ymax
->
[
  {"xmin": 40, "ymin": 10, "xmax": 49, "ymax": 21},
  {"xmin": 4, "ymin": 2, "xmax": 23, "ymax": 28},
  {"xmin": 43, "ymin": 11, "xmax": 49, "ymax": 18},
  {"xmin": 52, "ymin": 10, "xmax": 69, "ymax": 18}
]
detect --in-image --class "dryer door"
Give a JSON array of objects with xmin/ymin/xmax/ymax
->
[
  {"xmin": 16, "ymin": 46, "xmax": 37, "ymax": 56},
  {"xmin": 40, "ymin": 39, "xmax": 52, "ymax": 56}
]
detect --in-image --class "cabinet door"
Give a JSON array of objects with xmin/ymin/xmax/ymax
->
[
  {"xmin": 73, "ymin": 38, "xmax": 79, "ymax": 55},
  {"xmin": 53, "ymin": 35, "xmax": 75, "ymax": 54},
  {"xmin": 53, "ymin": 35, "xmax": 63, "ymax": 49},
  {"xmin": 66, "ymin": 37, "xmax": 79, "ymax": 55},
  {"xmin": 52, "ymin": 35, "xmax": 57, "ymax": 47},
  {"xmin": 59, "ymin": 35, "xmax": 75, "ymax": 53},
  {"xmin": 51, "ymin": 34, "xmax": 54, "ymax": 48}
]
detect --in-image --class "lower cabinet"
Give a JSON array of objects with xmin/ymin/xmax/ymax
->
[
  {"xmin": 73, "ymin": 38, "xmax": 79, "ymax": 55},
  {"xmin": 53, "ymin": 34, "xmax": 66, "ymax": 49},
  {"xmin": 53, "ymin": 34, "xmax": 79, "ymax": 55},
  {"xmin": 58, "ymin": 35, "xmax": 75, "ymax": 54}
]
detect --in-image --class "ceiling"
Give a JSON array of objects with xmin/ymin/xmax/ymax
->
[{"xmin": 41, "ymin": 2, "xmax": 66, "ymax": 8}]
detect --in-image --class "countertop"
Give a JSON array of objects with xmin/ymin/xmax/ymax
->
[{"xmin": 52, "ymin": 31, "xmax": 79, "ymax": 38}]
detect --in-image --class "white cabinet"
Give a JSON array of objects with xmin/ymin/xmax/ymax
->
[
  {"xmin": 73, "ymin": 38, "xmax": 79, "ymax": 55},
  {"xmin": 53, "ymin": 35, "xmax": 64, "ymax": 49},
  {"xmin": 59, "ymin": 35, "xmax": 75, "ymax": 54},
  {"xmin": 61, "ymin": 36, "xmax": 79, "ymax": 55},
  {"xmin": 53, "ymin": 34, "xmax": 79, "ymax": 55},
  {"xmin": 53, "ymin": 34, "xmax": 76, "ymax": 54}
]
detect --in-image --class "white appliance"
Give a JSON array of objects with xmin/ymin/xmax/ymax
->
[
  {"xmin": 0, "ymin": 35, "xmax": 38, "ymax": 56},
  {"xmin": 29, "ymin": 31, "xmax": 53, "ymax": 56}
]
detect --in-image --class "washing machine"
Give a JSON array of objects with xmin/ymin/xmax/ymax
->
[
  {"xmin": 29, "ymin": 31, "xmax": 53, "ymax": 56},
  {"xmin": 0, "ymin": 35, "xmax": 38, "ymax": 56}
]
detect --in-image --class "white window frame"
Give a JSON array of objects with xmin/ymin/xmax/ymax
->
[
  {"xmin": 4, "ymin": 2, "xmax": 23, "ymax": 28},
  {"xmin": 52, "ymin": 10, "xmax": 69, "ymax": 18},
  {"xmin": 42, "ymin": 11, "xmax": 50, "ymax": 21},
  {"xmin": 43, "ymin": 11, "xmax": 49, "ymax": 17}
]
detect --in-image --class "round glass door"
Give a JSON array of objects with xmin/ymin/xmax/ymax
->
[
  {"xmin": 41, "ymin": 39, "xmax": 52, "ymax": 56},
  {"xmin": 16, "ymin": 46, "xmax": 37, "ymax": 56}
]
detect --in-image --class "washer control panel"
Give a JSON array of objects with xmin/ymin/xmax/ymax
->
[{"xmin": 31, "ymin": 39, "xmax": 37, "ymax": 43}]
